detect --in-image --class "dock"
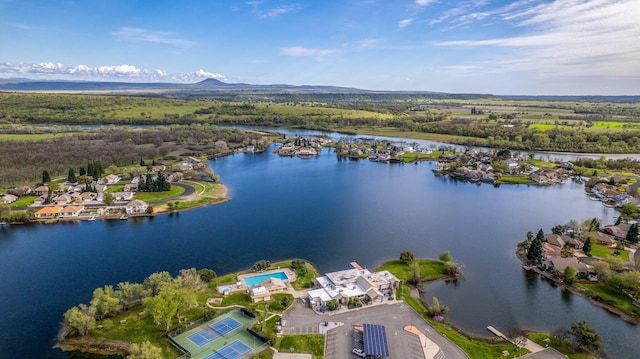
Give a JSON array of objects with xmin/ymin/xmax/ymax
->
[{"xmin": 487, "ymin": 326, "xmax": 514, "ymax": 345}]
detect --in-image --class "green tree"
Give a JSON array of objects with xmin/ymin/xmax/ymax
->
[
  {"xmin": 252, "ymin": 259, "xmax": 271, "ymax": 272},
  {"xmin": 143, "ymin": 271, "xmax": 173, "ymax": 297},
  {"xmin": 67, "ymin": 168, "xmax": 76, "ymax": 183},
  {"xmin": 399, "ymin": 251, "xmax": 415, "ymax": 264},
  {"xmin": 140, "ymin": 158, "xmax": 146, "ymax": 167},
  {"xmin": 526, "ymin": 231, "xmax": 534, "ymax": 241},
  {"xmin": 326, "ymin": 300, "xmax": 339, "ymax": 311},
  {"xmin": 626, "ymin": 223, "xmax": 638, "ymax": 244},
  {"xmin": 583, "ymin": 237, "xmax": 593, "ymax": 256},
  {"xmin": 103, "ymin": 192, "xmax": 115, "ymax": 205},
  {"xmin": 536, "ymin": 228, "xmax": 545, "ymax": 242},
  {"xmin": 527, "ymin": 236, "xmax": 543, "ymax": 264},
  {"xmin": 569, "ymin": 320, "xmax": 603, "ymax": 352},
  {"xmin": 116, "ymin": 282, "xmax": 145, "ymax": 311},
  {"xmin": 590, "ymin": 260, "xmax": 612, "ymax": 281},
  {"xmin": 439, "ymin": 251, "xmax": 452, "ymax": 262},
  {"xmin": 197, "ymin": 268, "xmax": 217, "ymax": 283},
  {"xmin": 90, "ymin": 285, "xmax": 121, "ymax": 320},
  {"xmin": 620, "ymin": 202, "xmax": 638, "ymax": 217},
  {"xmin": 409, "ymin": 261, "xmax": 422, "ymax": 285},
  {"xmin": 127, "ymin": 341, "xmax": 162, "ymax": 359},
  {"xmin": 564, "ymin": 266, "xmax": 577, "ymax": 285},
  {"xmin": 144, "ymin": 290, "xmax": 179, "ymax": 331},
  {"xmin": 424, "ymin": 296, "xmax": 449, "ymax": 317},
  {"xmin": 178, "ymin": 268, "xmax": 204, "ymax": 291},
  {"xmin": 42, "ymin": 170, "xmax": 50, "ymax": 184},
  {"xmin": 63, "ymin": 304, "xmax": 95, "ymax": 337}
]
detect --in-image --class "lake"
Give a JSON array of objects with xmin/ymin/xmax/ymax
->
[{"xmin": 0, "ymin": 131, "xmax": 637, "ymax": 358}]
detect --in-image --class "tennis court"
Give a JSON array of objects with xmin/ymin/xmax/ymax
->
[
  {"xmin": 170, "ymin": 309, "xmax": 263, "ymax": 359},
  {"xmin": 187, "ymin": 328, "xmax": 221, "ymax": 347},
  {"xmin": 202, "ymin": 340, "xmax": 252, "ymax": 359},
  {"xmin": 209, "ymin": 317, "xmax": 242, "ymax": 335}
]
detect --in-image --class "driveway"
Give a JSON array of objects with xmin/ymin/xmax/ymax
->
[{"xmin": 282, "ymin": 301, "xmax": 468, "ymax": 359}]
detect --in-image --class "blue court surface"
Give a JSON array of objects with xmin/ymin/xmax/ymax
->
[
  {"xmin": 209, "ymin": 317, "xmax": 242, "ymax": 335},
  {"xmin": 187, "ymin": 329, "xmax": 221, "ymax": 347},
  {"xmin": 203, "ymin": 340, "xmax": 252, "ymax": 359}
]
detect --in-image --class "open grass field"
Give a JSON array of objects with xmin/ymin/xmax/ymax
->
[
  {"xmin": 527, "ymin": 332, "xmax": 596, "ymax": 359},
  {"xmin": 590, "ymin": 244, "xmax": 629, "ymax": 261},
  {"xmin": 0, "ymin": 133, "xmax": 78, "ymax": 141},
  {"xmin": 134, "ymin": 185, "xmax": 185, "ymax": 201},
  {"xmin": 575, "ymin": 282, "xmax": 640, "ymax": 317},
  {"xmin": 376, "ymin": 259, "xmax": 447, "ymax": 281},
  {"xmin": 276, "ymin": 334, "xmax": 325, "ymax": 359},
  {"xmin": 9, "ymin": 195, "xmax": 37, "ymax": 208}
]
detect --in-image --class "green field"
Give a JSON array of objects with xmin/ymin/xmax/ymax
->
[
  {"xmin": 134, "ymin": 185, "xmax": 185, "ymax": 201},
  {"xmin": 590, "ymin": 244, "xmax": 629, "ymax": 261}
]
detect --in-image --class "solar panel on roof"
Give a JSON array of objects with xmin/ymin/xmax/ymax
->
[{"xmin": 363, "ymin": 323, "xmax": 389, "ymax": 357}]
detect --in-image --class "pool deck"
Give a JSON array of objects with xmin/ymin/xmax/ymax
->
[{"xmin": 234, "ymin": 268, "xmax": 297, "ymax": 292}]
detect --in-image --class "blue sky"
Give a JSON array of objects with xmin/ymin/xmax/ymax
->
[{"xmin": 1, "ymin": 0, "xmax": 638, "ymax": 95}]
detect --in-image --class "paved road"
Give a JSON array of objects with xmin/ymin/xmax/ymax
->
[{"xmin": 283, "ymin": 301, "xmax": 469, "ymax": 359}]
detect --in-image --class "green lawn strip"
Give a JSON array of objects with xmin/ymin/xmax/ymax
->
[
  {"xmin": 574, "ymin": 282, "xmax": 640, "ymax": 317},
  {"xmin": 376, "ymin": 259, "xmax": 447, "ymax": 281},
  {"xmin": 135, "ymin": 185, "xmax": 185, "ymax": 201},
  {"xmin": 527, "ymin": 333, "xmax": 596, "ymax": 359},
  {"xmin": 9, "ymin": 195, "xmax": 37, "ymax": 207},
  {"xmin": 527, "ymin": 159, "xmax": 560, "ymax": 168},
  {"xmin": 276, "ymin": 334, "xmax": 325, "ymax": 359},
  {"xmin": 590, "ymin": 244, "xmax": 629, "ymax": 261},
  {"xmin": 498, "ymin": 175, "xmax": 536, "ymax": 184},
  {"xmin": 106, "ymin": 185, "xmax": 124, "ymax": 193}
]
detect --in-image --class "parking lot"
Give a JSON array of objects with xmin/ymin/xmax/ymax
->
[{"xmin": 282, "ymin": 300, "xmax": 468, "ymax": 359}]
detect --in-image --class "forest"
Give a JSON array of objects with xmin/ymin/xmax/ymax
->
[{"xmin": 0, "ymin": 124, "xmax": 271, "ymax": 186}]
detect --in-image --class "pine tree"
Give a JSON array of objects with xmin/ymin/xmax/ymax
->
[
  {"xmin": 583, "ymin": 237, "xmax": 593, "ymax": 255},
  {"xmin": 67, "ymin": 168, "xmax": 77, "ymax": 183},
  {"xmin": 536, "ymin": 228, "xmax": 545, "ymax": 242},
  {"xmin": 527, "ymin": 236, "xmax": 543, "ymax": 264},
  {"xmin": 79, "ymin": 167, "xmax": 86, "ymax": 176},
  {"xmin": 626, "ymin": 224, "xmax": 639, "ymax": 244},
  {"xmin": 140, "ymin": 158, "xmax": 146, "ymax": 167},
  {"xmin": 42, "ymin": 170, "xmax": 50, "ymax": 184}
]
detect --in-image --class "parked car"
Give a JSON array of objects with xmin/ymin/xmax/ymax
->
[{"xmin": 352, "ymin": 348, "xmax": 366, "ymax": 358}]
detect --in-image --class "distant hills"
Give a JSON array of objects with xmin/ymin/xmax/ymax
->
[
  {"xmin": 0, "ymin": 78, "xmax": 370, "ymax": 94},
  {"xmin": 0, "ymin": 78, "xmax": 637, "ymax": 101}
]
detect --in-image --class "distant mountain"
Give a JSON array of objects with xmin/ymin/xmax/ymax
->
[{"xmin": 0, "ymin": 78, "xmax": 368, "ymax": 94}]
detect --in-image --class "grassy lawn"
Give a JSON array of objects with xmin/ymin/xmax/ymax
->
[
  {"xmin": 106, "ymin": 185, "xmax": 124, "ymax": 193},
  {"xmin": 574, "ymin": 282, "xmax": 640, "ymax": 317},
  {"xmin": 498, "ymin": 175, "xmax": 536, "ymax": 184},
  {"xmin": 376, "ymin": 259, "xmax": 447, "ymax": 281},
  {"xmin": 527, "ymin": 333, "xmax": 597, "ymax": 359},
  {"xmin": 135, "ymin": 185, "xmax": 185, "ymax": 201},
  {"xmin": 9, "ymin": 195, "xmax": 37, "ymax": 207},
  {"xmin": 276, "ymin": 334, "xmax": 325, "ymax": 359},
  {"xmin": 527, "ymin": 159, "xmax": 560, "ymax": 168},
  {"xmin": 591, "ymin": 244, "xmax": 629, "ymax": 261}
]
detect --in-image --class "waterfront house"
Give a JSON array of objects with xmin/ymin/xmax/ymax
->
[
  {"xmin": 249, "ymin": 286, "xmax": 271, "ymax": 303},
  {"xmin": 125, "ymin": 200, "xmax": 148, "ymax": 214},
  {"xmin": 603, "ymin": 224, "xmax": 631, "ymax": 241},
  {"xmin": 585, "ymin": 231, "xmax": 616, "ymax": 245},
  {"xmin": 249, "ymin": 278, "xmax": 288, "ymax": 303},
  {"xmin": 545, "ymin": 234, "xmax": 568, "ymax": 248},
  {"xmin": 295, "ymin": 147, "xmax": 318, "ymax": 157},
  {"xmin": 58, "ymin": 205, "xmax": 85, "ymax": 218},
  {"xmin": 543, "ymin": 256, "xmax": 590, "ymax": 275},
  {"xmin": 308, "ymin": 264, "xmax": 399, "ymax": 308},
  {"xmin": 34, "ymin": 205, "xmax": 63, "ymax": 219}
]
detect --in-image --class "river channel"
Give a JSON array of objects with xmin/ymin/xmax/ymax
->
[{"xmin": 0, "ymin": 128, "xmax": 637, "ymax": 358}]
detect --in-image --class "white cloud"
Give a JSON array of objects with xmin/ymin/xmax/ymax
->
[
  {"xmin": 247, "ymin": 1, "xmax": 300, "ymax": 19},
  {"xmin": 0, "ymin": 62, "xmax": 227, "ymax": 83},
  {"xmin": 278, "ymin": 46, "xmax": 339, "ymax": 57},
  {"xmin": 433, "ymin": 0, "xmax": 640, "ymax": 80},
  {"xmin": 110, "ymin": 27, "xmax": 196, "ymax": 48},
  {"xmin": 416, "ymin": 0, "xmax": 437, "ymax": 7},
  {"xmin": 398, "ymin": 18, "xmax": 413, "ymax": 28}
]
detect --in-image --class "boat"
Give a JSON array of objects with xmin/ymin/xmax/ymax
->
[
  {"xmin": 88, "ymin": 216, "xmax": 96, "ymax": 221},
  {"xmin": 119, "ymin": 215, "xmax": 128, "ymax": 220}
]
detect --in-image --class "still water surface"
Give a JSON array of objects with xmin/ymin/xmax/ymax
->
[{"xmin": 0, "ymin": 133, "xmax": 637, "ymax": 358}]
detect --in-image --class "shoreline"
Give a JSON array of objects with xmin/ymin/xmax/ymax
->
[{"xmin": 516, "ymin": 247, "xmax": 640, "ymax": 325}]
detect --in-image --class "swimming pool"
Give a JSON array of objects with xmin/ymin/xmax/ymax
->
[{"xmin": 243, "ymin": 271, "xmax": 289, "ymax": 287}]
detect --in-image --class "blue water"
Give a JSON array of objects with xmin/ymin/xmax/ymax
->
[
  {"xmin": 242, "ymin": 271, "xmax": 289, "ymax": 287},
  {"xmin": 0, "ymin": 129, "xmax": 638, "ymax": 358}
]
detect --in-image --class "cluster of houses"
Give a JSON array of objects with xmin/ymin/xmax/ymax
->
[
  {"xmin": 591, "ymin": 182, "xmax": 632, "ymax": 207},
  {"xmin": 334, "ymin": 140, "xmax": 433, "ymax": 162},
  {"xmin": 274, "ymin": 136, "xmax": 330, "ymax": 158},
  {"xmin": 3, "ymin": 174, "xmax": 150, "ymax": 220},
  {"xmin": 539, "ymin": 223, "xmax": 634, "ymax": 279},
  {"xmin": 434, "ymin": 149, "xmax": 571, "ymax": 185}
]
